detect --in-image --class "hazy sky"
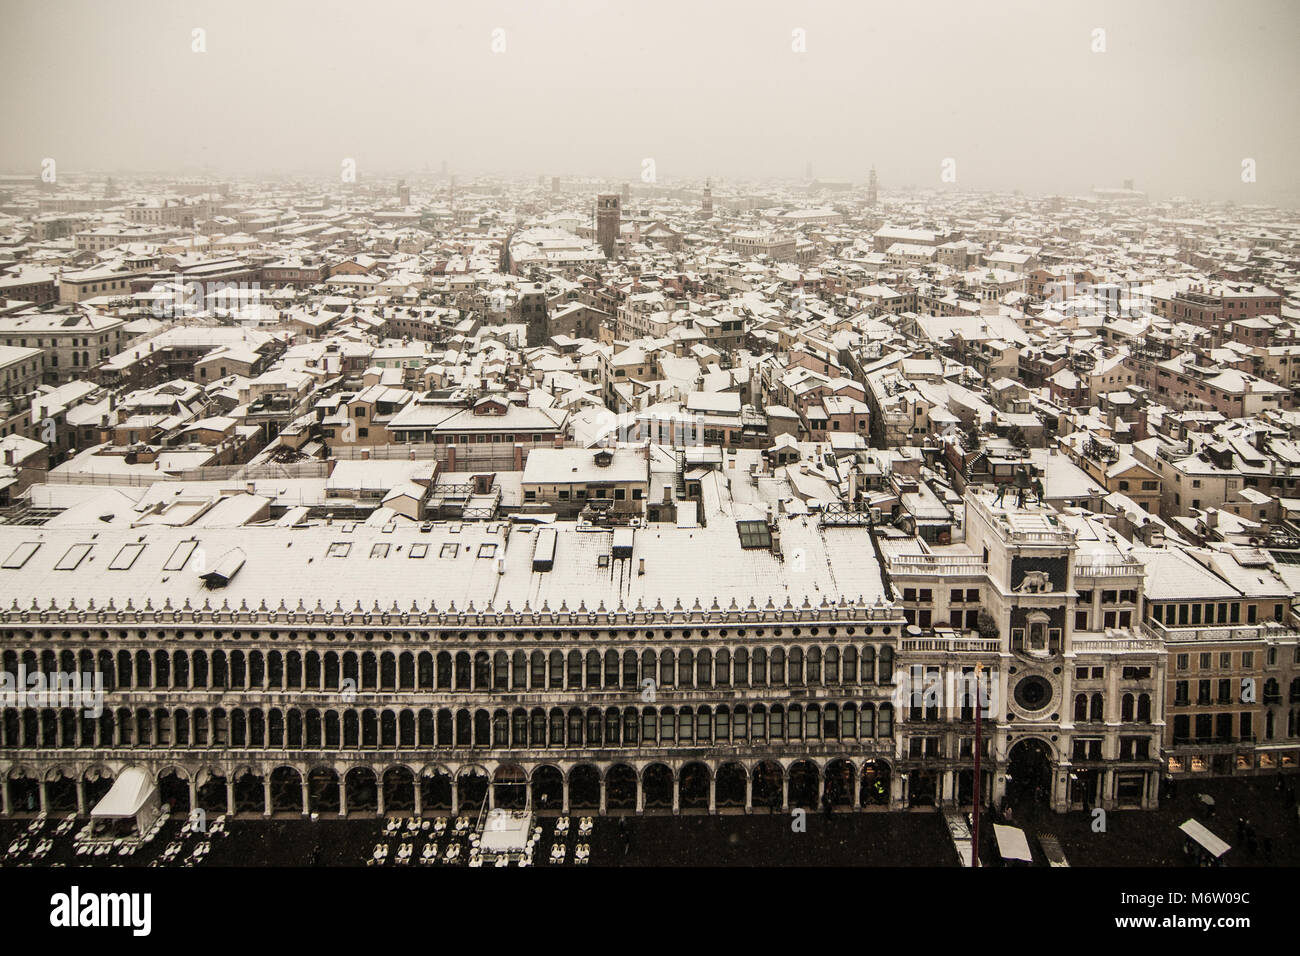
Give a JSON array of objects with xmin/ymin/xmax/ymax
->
[{"xmin": 2, "ymin": 0, "xmax": 1297, "ymax": 203}]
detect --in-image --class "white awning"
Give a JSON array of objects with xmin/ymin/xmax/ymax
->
[
  {"xmin": 1179, "ymin": 819, "xmax": 1230, "ymax": 858},
  {"xmin": 91, "ymin": 767, "xmax": 156, "ymax": 819},
  {"xmin": 480, "ymin": 809, "xmax": 533, "ymax": 852},
  {"xmin": 994, "ymin": 824, "xmax": 1033, "ymax": 862}
]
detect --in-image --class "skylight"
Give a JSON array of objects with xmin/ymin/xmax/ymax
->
[
  {"xmin": 55, "ymin": 544, "xmax": 93, "ymax": 570},
  {"xmin": 164, "ymin": 540, "xmax": 198, "ymax": 571},
  {"xmin": 1, "ymin": 542, "xmax": 40, "ymax": 569},
  {"xmin": 109, "ymin": 543, "xmax": 146, "ymax": 570},
  {"xmin": 737, "ymin": 520, "xmax": 772, "ymax": 550}
]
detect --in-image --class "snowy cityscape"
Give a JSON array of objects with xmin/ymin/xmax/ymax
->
[{"xmin": 0, "ymin": 5, "xmax": 1296, "ymax": 925}]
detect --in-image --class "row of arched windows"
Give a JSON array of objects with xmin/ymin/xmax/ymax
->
[
  {"xmin": 1073, "ymin": 693, "xmax": 1153, "ymax": 723},
  {"xmin": 3, "ymin": 645, "xmax": 898, "ymax": 693},
  {"xmin": 1, "ymin": 702, "xmax": 897, "ymax": 750}
]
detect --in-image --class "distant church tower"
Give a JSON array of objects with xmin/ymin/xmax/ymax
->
[
  {"xmin": 397, "ymin": 179, "xmax": 410, "ymax": 205},
  {"xmin": 867, "ymin": 166, "xmax": 878, "ymax": 208},
  {"xmin": 596, "ymin": 194, "xmax": 620, "ymax": 259},
  {"xmin": 500, "ymin": 226, "xmax": 516, "ymax": 274},
  {"xmin": 621, "ymin": 182, "xmax": 631, "ymax": 205},
  {"xmin": 702, "ymin": 178, "xmax": 713, "ymax": 219}
]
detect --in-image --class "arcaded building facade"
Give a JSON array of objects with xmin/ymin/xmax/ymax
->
[{"xmin": 0, "ymin": 517, "xmax": 913, "ymax": 819}]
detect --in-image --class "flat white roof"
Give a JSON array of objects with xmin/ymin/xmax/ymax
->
[
  {"xmin": 993, "ymin": 824, "xmax": 1033, "ymax": 862},
  {"xmin": 480, "ymin": 809, "xmax": 533, "ymax": 852},
  {"xmin": 0, "ymin": 518, "xmax": 891, "ymax": 613},
  {"xmin": 1179, "ymin": 819, "xmax": 1230, "ymax": 858}
]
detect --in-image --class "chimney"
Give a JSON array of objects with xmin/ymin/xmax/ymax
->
[
  {"xmin": 3, "ymin": 448, "xmax": 13, "ymax": 467},
  {"xmin": 245, "ymin": 481, "xmax": 256, "ymax": 495},
  {"xmin": 637, "ymin": 557, "xmax": 646, "ymax": 576}
]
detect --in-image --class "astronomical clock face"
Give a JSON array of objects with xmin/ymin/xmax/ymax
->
[
  {"xmin": 1009, "ymin": 670, "xmax": 1061, "ymax": 722},
  {"xmin": 1013, "ymin": 674, "xmax": 1053, "ymax": 712}
]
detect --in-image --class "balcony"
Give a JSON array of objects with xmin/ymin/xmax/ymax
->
[
  {"xmin": 888, "ymin": 554, "xmax": 988, "ymax": 578},
  {"xmin": 967, "ymin": 491, "xmax": 1073, "ymax": 546},
  {"xmin": 1072, "ymin": 631, "xmax": 1162, "ymax": 653},
  {"xmin": 1142, "ymin": 620, "xmax": 1295, "ymax": 644},
  {"xmin": 1073, "ymin": 558, "xmax": 1143, "ymax": 581},
  {"xmin": 900, "ymin": 632, "xmax": 1000, "ymax": 654}
]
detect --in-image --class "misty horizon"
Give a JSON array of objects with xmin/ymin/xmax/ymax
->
[{"xmin": 2, "ymin": 0, "xmax": 1297, "ymax": 206}]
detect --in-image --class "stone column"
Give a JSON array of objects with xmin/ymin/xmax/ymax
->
[
  {"xmin": 262, "ymin": 776, "xmax": 272, "ymax": 817},
  {"xmin": 852, "ymin": 768, "xmax": 861, "ymax": 809},
  {"xmin": 635, "ymin": 773, "xmax": 644, "ymax": 813},
  {"xmin": 781, "ymin": 776, "xmax": 789, "ymax": 812},
  {"xmin": 562, "ymin": 774, "xmax": 570, "ymax": 815},
  {"xmin": 338, "ymin": 778, "xmax": 347, "ymax": 818},
  {"xmin": 377, "ymin": 779, "xmax": 385, "ymax": 817},
  {"xmin": 451, "ymin": 777, "xmax": 459, "ymax": 816},
  {"xmin": 300, "ymin": 777, "xmax": 310, "ymax": 816},
  {"xmin": 598, "ymin": 775, "xmax": 607, "ymax": 816},
  {"xmin": 226, "ymin": 779, "xmax": 236, "ymax": 817},
  {"xmin": 672, "ymin": 773, "xmax": 680, "ymax": 815},
  {"xmin": 708, "ymin": 773, "xmax": 716, "ymax": 814},
  {"xmin": 75, "ymin": 779, "xmax": 85, "ymax": 817},
  {"xmin": 744, "ymin": 773, "xmax": 753, "ymax": 813},
  {"xmin": 188, "ymin": 776, "xmax": 198, "ymax": 815},
  {"xmin": 413, "ymin": 782, "xmax": 423, "ymax": 818}
]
